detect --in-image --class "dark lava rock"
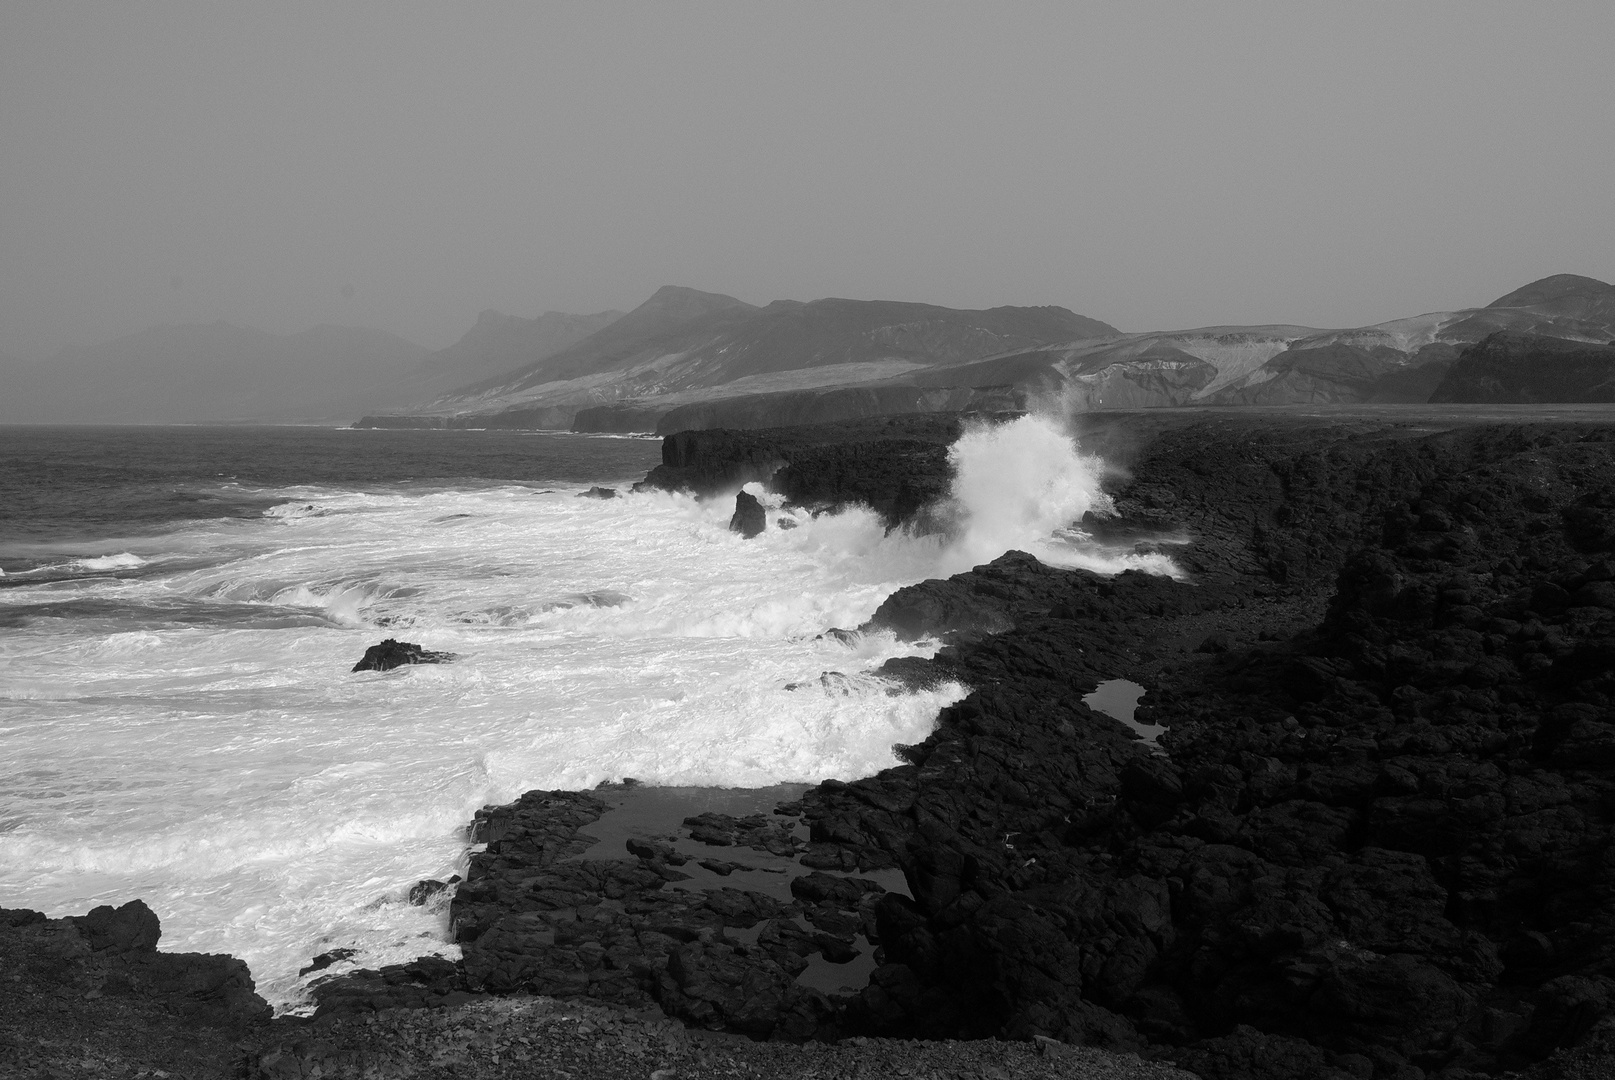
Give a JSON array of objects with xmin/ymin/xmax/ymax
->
[
  {"xmin": 312, "ymin": 789, "xmax": 866, "ymax": 1040},
  {"xmin": 320, "ymin": 411, "xmax": 1615, "ymax": 1076},
  {"xmin": 579, "ymin": 485, "xmax": 619, "ymax": 499},
  {"xmin": 299, "ymin": 947, "xmax": 357, "ymax": 975},
  {"xmin": 730, "ymin": 490, "xmax": 766, "ymax": 538},
  {"xmin": 789, "ymin": 418, "xmax": 1615, "ymax": 1077},
  {"xmin": 638, "ymin": 412, "xmax": 1003, "ymax": 528},
  {"xmin": 350, "ymin": 638, "xmax": 454, "ymax": 672},
  {"xmin": 3, "ymin": 900, "xmax": 270, "ymax": 1027},
  {"xmin": 77, "ymin": 898, "xmax": 161, "ymax": 954},
  {"xmin": 407, "ymin": 875, "xmax": 459, "ymax": 905}
]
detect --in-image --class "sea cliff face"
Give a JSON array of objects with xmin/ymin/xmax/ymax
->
[{"xmin": 637, "ymin": 411, "xmax": 992, "ymax": 528}]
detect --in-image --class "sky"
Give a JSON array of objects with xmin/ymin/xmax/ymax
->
[{"xmin": 3, "ymin": 2, "xmax": 1613, "ymax": 360}]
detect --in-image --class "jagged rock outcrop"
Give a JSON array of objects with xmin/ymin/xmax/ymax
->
[
  {"xmin": 350, "ymin": 638, "xmax": 455, "ymax": 672},
  {"xmin": 638, "ymin": 412, "xmax": 990, "ymax": 528},
  {"xmin": 0, "ymin": 900, "xmax": 271, "ymax": 1075},
  {"xmin": 730, "ymin": 491, "xmax": 766, "ymax": 538}
]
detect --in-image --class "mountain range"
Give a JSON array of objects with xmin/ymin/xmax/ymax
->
[
  {"xmin": 358, "ymin": 274, "xmax": 1615, "ymax": 433},
  {"xmin": 5, "ymin": 274, "xmax": 1611, "ymax": 428},
  {"xmin": 358, "ymin": 287, "xmax": 1120, "ymax": 431}
]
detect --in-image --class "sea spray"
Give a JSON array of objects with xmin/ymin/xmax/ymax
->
[
  {"xmin": 0, "ymin": 480, "xmax": 969, "ymax": 1011},
  {"xmin": 934, "ymin": 413, "xmax": 1182, "ymax": 578},
  {"xmin": 0, "ymin": 421, "xmax": 1177, "ymax": 1014}
]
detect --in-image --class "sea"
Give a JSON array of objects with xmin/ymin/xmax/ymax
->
[{"xmin": 0, "ymin": 418, "xmax": 1174, "ymax": 1012}]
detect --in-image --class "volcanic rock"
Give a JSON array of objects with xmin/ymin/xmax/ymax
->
[
  {"xmin": 350, "ymin": 638, "xmax": 454, "ymax": 672},
  {"xmin": 637, "ymin": 412, "xmax": 986, "ymax": 528},
  {"xmin": 729, "ymin": 490, "xmax": 766, "ymax": 538},
  {"xmin": 1, "ymin": 900, "xmax": 271, "ymax": 1032},
  {"xmin": 792, "ymin": 417, "xmax": 1615, "ymax": 1078}
]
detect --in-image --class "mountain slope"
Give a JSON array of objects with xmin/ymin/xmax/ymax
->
[
  {"xmin": 1, "ymin": 322, "xmax": 431, "ymax": 424},
  {"xmin": 363, "ymin": 287, "xmax": 1118, "ymax": 430},
  {"xmin": 1207, "ymin": 274, "xmax": 1615, "ymax": 405},
  {"xmin": 1430, "ymin": 331, "xmax": 1615, "ymax": 403},
  {"xmin": 410, "ymin": 308, "xmax": 623, "ymax": 396}
]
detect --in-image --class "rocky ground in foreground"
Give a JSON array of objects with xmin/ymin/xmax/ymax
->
[{"xmin": 0, "ymin": 903, "xmax": 1194, "ymax": 1080}]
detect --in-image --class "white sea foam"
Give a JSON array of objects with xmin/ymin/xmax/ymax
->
[
  {"xmin": 936, "ymin": 413, "xmax": 1182, "ymax": 578},
  {"xmin": 0, "ymin": 417, "xmax": 1176, "ymax": 1013},
  {"xmin": 74, "ymin": 552, "xmax": 148, "ymax": 571}
]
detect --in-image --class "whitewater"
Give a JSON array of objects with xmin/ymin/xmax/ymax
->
[{"xmin": 0, "ymin": 415, "xmax": 1175, "ymax": 1012}]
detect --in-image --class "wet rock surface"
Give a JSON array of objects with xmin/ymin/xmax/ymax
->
[
  {"xmin": 311, "ymin": 788, "xmax": 890, "ymax": 1041},
  {"xmin": 731, "ymin": 489, "xmax": 767, "ymax": 537},
  {"xmin": 351, "ymin": 637, "xmax": 456, "ymax": 672}
]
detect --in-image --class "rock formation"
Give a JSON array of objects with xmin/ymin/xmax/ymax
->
[
  {"xmin": 730, "ymin": 491, "xmax": 766, "ymax": 538},
  {"xmin": 350, "ymin": 638, "xmax": 455, "ymax": 672},
  {"xmin": 638, "ymin": 411, "xmax": 988, "ymax": 529},
  {"xmin": 0, "ymin": 901, "xmax": 271, "ymax": 1074}
]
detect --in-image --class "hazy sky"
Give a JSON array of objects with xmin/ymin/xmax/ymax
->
[{"xmin": 3, "ymin": 2, "xmax": 1613, "ymax": 359}]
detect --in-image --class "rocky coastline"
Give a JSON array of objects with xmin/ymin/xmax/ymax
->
[{"xmin": 8, "ymin": 406, "xmax": 1615, "ymax": 1079}]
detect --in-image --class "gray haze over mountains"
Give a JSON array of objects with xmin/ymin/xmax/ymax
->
[
  {"xmin": 0, "ymin": 307, "xmax": 622, "ymax": 424},
  {"xmin": 2, "ymin": 5, "xmax": 1612, "ymax": 375}
]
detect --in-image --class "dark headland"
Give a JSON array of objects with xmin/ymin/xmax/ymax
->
[{"xmin": 8, "ymin": 404, "xmax": 1615, "ymax": 1080}]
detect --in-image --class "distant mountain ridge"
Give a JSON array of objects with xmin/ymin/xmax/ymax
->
[
  {"xmin": 411, "ymin": 308, "xmax": 624, "ymax": 397},
  {"xmin": 360, "ymin": 286, "xmax": 1119, "ymax": 431},
  {"xmin": 360, "ymin": 274, "xmax": 1615, "ymax": 434},
  {"xmin": 11, "ymin": 274, "xmax": 1611, "ymax": 428},
  {"xmin": 974, "ymin": 274, "xmax": 1615, "ymax": 413}
]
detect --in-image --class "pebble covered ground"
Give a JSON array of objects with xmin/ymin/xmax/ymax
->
[{"xmin": 248, "ymin": 995, "xmax": 1203, "ymax": 1080}]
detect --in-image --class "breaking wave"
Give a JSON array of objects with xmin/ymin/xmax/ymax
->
[{"xmin": 0, "ymin": 417, "xmax": 1177, "ymax": 1014}]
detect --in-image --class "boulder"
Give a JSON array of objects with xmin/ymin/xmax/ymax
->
[{"xmin": 350, "ymin": 638, "xmax": 454, "ymax": 672}]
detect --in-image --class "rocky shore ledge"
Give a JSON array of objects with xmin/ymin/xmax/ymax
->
[{"xmin": 8, "ymin": 407, "xmax": 1615, "ymax": 1080}]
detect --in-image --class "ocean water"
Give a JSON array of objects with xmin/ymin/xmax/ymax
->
[{"xmin": 0, "ymin": 417, "xmax": 1174, "ymax": 1012}]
